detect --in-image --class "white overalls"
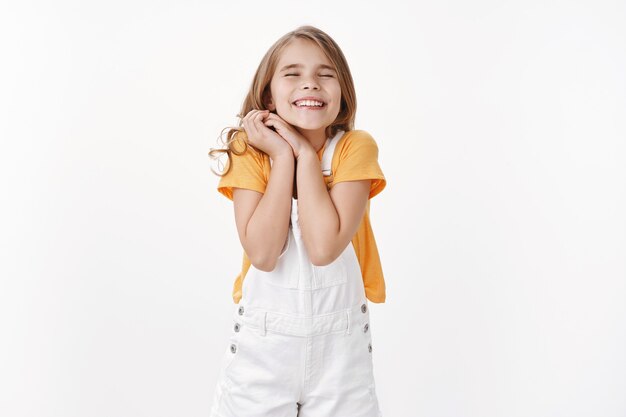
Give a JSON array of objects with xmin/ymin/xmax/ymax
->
[{"xmin": 210, "ymin": 130, "xmax": 382, "ymax": 417}]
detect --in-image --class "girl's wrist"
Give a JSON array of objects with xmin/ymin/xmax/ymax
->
[
  {"xmin": 296, "ymin": 146, "xmax": 317, "ymax": 162},
  {"xmin": 271, "ymin": 149, "xmax": 296, "ymax": 161}
]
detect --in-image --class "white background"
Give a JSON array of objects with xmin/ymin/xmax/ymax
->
[{"xmin": 1, "ymin": 1, "xmax": 625, "ymax": 416}]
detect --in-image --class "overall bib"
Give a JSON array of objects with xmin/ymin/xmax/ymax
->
[{"xmin": 210, "ymin": 131, "xmax": 382, "ymax": 417}]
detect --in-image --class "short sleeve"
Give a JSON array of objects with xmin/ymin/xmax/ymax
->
[
  {"xmin": 332, "ymin": 130, "xmax": 387, "ymax": 199},
  {"xmin": 216, "ymin": 132, "xmax": 268, "ymax": 201}
]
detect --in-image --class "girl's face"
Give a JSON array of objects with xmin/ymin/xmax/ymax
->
[{"xmin": 266, "ymin": 38, "xmax": 342, "ymax": 133}]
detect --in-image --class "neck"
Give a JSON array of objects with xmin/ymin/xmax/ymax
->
[{"xmin": 295, "ymin": 126, "xmax": 327, "ymax": 153}]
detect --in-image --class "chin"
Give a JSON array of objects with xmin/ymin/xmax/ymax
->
[{"xmin": 297, "ymin": 125, "xmax": 325, "ymax": 133}]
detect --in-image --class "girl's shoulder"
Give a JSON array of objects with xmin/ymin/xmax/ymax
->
[
  {"xmin": 337, "ymin": 129, "xmax": 380, "ymax": 155},
  {"xmin": 330, "ymin": 128, "xmax": 386, "ymax": 198},
  {"xmin": 342, "ymin": 129, "xmax": 374, "ymax": 140}
]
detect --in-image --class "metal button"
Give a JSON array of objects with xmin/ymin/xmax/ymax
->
[
  {"xmin": 230, "ymin": 343, "xmax": 237, "ymax": 354},
  {"xmin": 363, "ymin": 323, "xmax": 369, "ymax": 333},
  {"xmin": 361, "ymin": 304, "xmax": 367, "ymax": 313},
  {"xmin": 238, "ymin": 306, "xmax": 244, "ymax": 316},
  {"xmin": 368, "ymin": 343, "xmax": 372, "ymax": 353},
  {"xmin": 234, "ymin": 323, "xmax": 241, "ymax": 332}
]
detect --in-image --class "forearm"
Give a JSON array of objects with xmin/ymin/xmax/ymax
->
[
  {"xmin": 295, "ymin": 148, "xmax": 339, "ymax": 266},
  {"xmin": 246, "ymin": 153, "xmax": 294, "ymax": 271}
]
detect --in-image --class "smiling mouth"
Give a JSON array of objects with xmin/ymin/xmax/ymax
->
[
  {"xmin": 292, "ymin": 99, "xmax": 326, "ymax": 108},
  {"xmin": 293, "ymin": 103, "xmax": 326, "ymax": 110},
  {"xmin": 294, "ymin": 105, "xmax": 325, "ymax": 110}
]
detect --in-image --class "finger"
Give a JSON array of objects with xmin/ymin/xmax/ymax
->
[
  {"xmin": 253, "ymin": 111, "xmax": 270, "ymax": 130},
  {"xmin": 257, "ymin": 110, "xmax": 270, "ymax": 121},
  {"xmin": 263, "ymin": 117, "xmax": 278, "ymax": 129},
  {"xmin": 243, "ymin": 109, "xmax": 261, "ymax": 126},
  {"xmin": 263, "ymin": 112, "xmax": 283, "ymax": 126},
  {"xmin": 255, "ymin": 110, "xmax": 269, "ymax": 129},
  {"xmin": 245, "ymin": 110, "xmax": 260, "ymax": 137},
  {"xmin": 260, "ymin": 111, "xmax": 274, "ymax": 124},
  {"xmin": 242, "ymin": 110, "xmax": 255, "ymax": 130},
  {"xmin": 244, "ymin": 110, "xmax": 268, "ymax": 138},
  {"xmin": 242, "ymin": 109, "xmax": 254, "ymax": 126}
]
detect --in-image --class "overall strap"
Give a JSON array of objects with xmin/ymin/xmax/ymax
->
[{"xmin": 321, "ymin": 130, "xmax": 345, "ymax": 176}]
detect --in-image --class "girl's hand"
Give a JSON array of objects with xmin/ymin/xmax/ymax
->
[
  {"xmin": 262, "ymin": 113, "xmax": 314, "ymax": 159},
  {"xmin": 241, "ymin": 110, "xmax": 293, "ymax": 159}
]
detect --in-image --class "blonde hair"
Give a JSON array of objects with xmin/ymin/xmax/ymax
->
[{"xmin": 208, "ymin": 25, "xmax": 357, "ymax": 176}]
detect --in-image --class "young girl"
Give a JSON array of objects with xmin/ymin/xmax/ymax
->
[{"xmin": 208, "ymin": 25, "xmax": 387, "ymax": 417}]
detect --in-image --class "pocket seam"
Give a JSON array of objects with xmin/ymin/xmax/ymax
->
[{"xmin": 311, "ymin": 256, "xmax": 348, "ymax": 288}]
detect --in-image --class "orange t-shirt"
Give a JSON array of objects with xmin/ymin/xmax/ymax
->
[{"xmin": 217, "ymin": 129, "xmax": 387, "ymax": 303}]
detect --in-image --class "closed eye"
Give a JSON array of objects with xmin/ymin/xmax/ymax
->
[{"xmin": 285, "ymin": 73, "xmax": 334, "ymax": 77}]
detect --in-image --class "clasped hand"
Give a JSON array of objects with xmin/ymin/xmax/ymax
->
[{"xmin": 241, "ymin": 109, "xmax": 313, "ymax": 159}]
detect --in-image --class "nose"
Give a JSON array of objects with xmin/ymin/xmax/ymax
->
[
  {"xmin": 301, "ymin": 83, "xmax": 320, "ymax": 91},
  {"xmin": 300, "ymin": 75, "xmax": 320, "ymax": 90}
]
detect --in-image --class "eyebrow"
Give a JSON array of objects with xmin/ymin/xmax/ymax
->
[{"xmin": 279, "ymin": 63, "xmax": 337, "ymax": 72}]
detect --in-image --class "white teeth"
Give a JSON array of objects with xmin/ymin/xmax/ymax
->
[{"xmin": 295, "ymin": 100, "xmax": 324, "ymax": 107}]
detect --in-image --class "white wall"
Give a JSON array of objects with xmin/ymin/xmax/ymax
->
[{"xmin": 1, "ymin": 1, "xmax": 624, "ymax": 416}]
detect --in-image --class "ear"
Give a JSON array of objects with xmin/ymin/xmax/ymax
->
[
  {"xmin": 266, "ymin": 98, "xmax": 276, "ymax": 111},
  {"xmin": 262, "ymin": 88, "xmax": 275, "ymax": 111}
]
